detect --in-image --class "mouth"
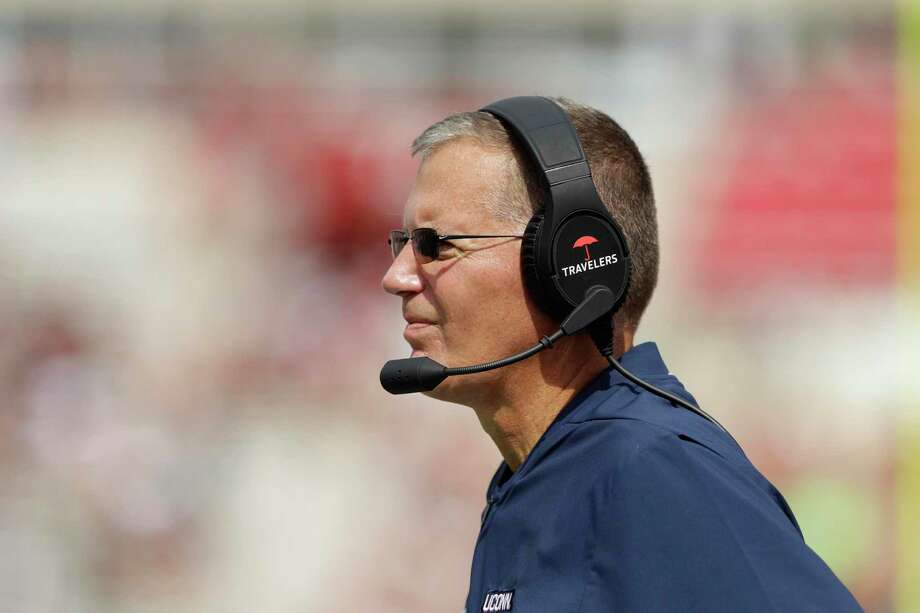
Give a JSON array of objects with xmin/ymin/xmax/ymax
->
[
  {"xmin": 403, "ymin": 319, "xmax": 437, "ymax": 351},
  {"xmin": 403, "ymin": 321, "xmax": 434, "ymax": 336},
  {"xmin": 405, "ymin": 321, "xmax": 433, "ymax": 330},
  {"xmin": 403, "ymin": 312, "xmax": 437, "ymax": 328}
]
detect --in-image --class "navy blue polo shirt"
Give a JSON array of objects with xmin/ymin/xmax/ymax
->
[{"xmin": 465, "ymin": 342, "xmax": 862, "ymax": 613}]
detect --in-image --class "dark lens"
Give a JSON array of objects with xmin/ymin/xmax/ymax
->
[
  {"xmin": 388, "ymin": 230, "xmax": 409, "ymax": 260},
  {"xmin": 412, "ymin": 228, "xmax": 440, "ymax": 262}
]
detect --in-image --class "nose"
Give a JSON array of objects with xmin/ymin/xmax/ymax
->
[{"xmin": 381, "ymin": 241, "xmax": 424, "ymax": 296}]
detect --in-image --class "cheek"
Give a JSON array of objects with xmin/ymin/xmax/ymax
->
[{"xmin": 444, "ymin": 260, "xmax": 533, "ymax": 338}]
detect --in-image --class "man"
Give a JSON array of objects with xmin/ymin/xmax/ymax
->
[{"xmin": 381, "ymin": 97, "xmax": 862, "ymax": 612}]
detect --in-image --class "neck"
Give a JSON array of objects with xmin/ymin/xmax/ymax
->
[{"xmin": 473, "ymin": 331, "xmax": 632, "ymax": 472}]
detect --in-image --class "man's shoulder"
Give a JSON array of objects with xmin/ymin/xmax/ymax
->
[
  {"xmin": 556, "ymin": 385, "xmax": 799, "ymax": 525},
  {"xmin": 564, "ymin": 414, "xmax": 734, "ymax": 488},
  {"xmin": 563, "ymin": 375, "xmax": 745, "ymax": 467},
  {"xmin": 566, "ymin": 415, "xmax": 860, "ymax": 612},
  {"xmin": 558, "ymin": 394, "xmax": 802, "ymax": 527}
]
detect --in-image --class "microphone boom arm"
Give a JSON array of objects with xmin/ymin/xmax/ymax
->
[{"xmin": 380, "ymin": 286, "xmax": 615, "ymax": 395}]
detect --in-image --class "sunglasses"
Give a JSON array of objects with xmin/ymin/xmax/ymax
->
[{"xmin": 388, "ymin": 228, "xmax": 524, "ymax": 263}]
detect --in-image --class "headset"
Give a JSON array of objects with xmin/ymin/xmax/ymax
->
[
  {"xmin": 484, "ymin": 97, "xmax": 632, "ymax": 325},
  {"xmin": 380, "ymin": 96, "xmax": 732, "ymax": 436}
]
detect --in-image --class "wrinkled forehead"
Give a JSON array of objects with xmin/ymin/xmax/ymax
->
[{"xmin": 402, "ymin": 139, "xmax": 516, "ymax": 234}]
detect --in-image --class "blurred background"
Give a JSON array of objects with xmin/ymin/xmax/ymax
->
[{"xmin": 0, "ymin": 0, "xmax": 914, "ymax": 611}]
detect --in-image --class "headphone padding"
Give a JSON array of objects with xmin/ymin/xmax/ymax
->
[
  {"xmin": 521, "ymin": 211, "xmax": 543, "ymax": 300},
  {"xmin": 521, "ymin": 211, "xmax": 569, "ymax": 321}
]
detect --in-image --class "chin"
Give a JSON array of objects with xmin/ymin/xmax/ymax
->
[
  {"xmin": 422, "ymin": 368, "xmax": 504, "ymax": 408},
  {"xmin": 422, "ymin": 382, "xmax": 469, "ymax": 407},
  {"xmin": 409, "ymin": 344, "xmax": 447, "ymax": 362}
]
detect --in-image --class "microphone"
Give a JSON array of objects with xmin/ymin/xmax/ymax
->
[{"xmin": 380, "ymin": 285, "xmax": 616, "ymax": 395}]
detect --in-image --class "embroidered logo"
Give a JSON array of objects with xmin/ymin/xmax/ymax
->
[{"xmin": 482, "ymin": 590, "xmax": 514, "ymax": 612}]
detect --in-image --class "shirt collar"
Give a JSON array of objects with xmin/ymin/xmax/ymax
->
[
  {"xmin": 488, "ymin": 342, "xmax": 671, "ymax": 497},
  {"xmin": 554, "ymin": 341, "xmax": 670, "ymax": 425},
  {"xmin": 611, "ymin": 341, "xmax": 670, "ymax": 379}
]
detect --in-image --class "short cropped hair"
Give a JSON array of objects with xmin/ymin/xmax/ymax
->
[{"xmin": 411, "ymin": 98, "xmax": 659, "ymax": 334}]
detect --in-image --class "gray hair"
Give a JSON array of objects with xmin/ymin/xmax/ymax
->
[{"xmin": 412, "ymin": 110, "xmax": 535, "ymax": 229}]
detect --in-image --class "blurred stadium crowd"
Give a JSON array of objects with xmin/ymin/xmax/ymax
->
[{"xmin": 0, "ymin": 2, "xmax": 901, "ymax": 612}]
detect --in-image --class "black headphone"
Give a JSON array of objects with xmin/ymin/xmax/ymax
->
[
  {"xmin": 480, "ymin": 96, "xmax": 632, "ymax": 323},
  {"xmin": 380, "ymin": 96, "xmax": 735, "ymax": 442}
]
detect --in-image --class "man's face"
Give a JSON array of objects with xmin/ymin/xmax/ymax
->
[{"xmin": 381, "ymin": 138, "xmax": 554, "ymax": 403}]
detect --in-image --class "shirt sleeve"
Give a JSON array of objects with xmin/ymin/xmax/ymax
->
[{"xmin": 580, "ymin": 431, "xmax": 864, "ymax": 613}]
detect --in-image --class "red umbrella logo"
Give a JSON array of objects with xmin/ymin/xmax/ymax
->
[{"xmin": 572, "ymin": 235, "xmax": 599, "ymax": 261}]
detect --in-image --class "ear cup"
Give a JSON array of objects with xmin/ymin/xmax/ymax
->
[
  {"xmin": 521, "ymin": 211, "xmax": 572, "ymax": 321},
  {"xmin": 523, "ymin": 210, "xmax": 634, "ymax": 323}
]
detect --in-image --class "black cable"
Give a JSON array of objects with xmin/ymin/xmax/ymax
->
[
  {"xmin": 588, "ymin": 318, "xmax": 741, "ymax": 448},
  {"xmin": 605, "ymin": 354, "xmax": 742, "ymax": 449},
  {"xmin": 445, "ymin": 330, "xmax": 565, "ymax": 376}
]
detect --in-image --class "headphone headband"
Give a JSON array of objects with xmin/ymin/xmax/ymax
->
[
  {"xmin": 480, "ymin": 96, "xmax": 589, "ymax": 179},
  {"xmin": 480, "ymin": 96, "xmax": 631, "ymax": 320},
  {"xmin": 480, "ymin": 97, "xmax": 610, "ymax": 231}
]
